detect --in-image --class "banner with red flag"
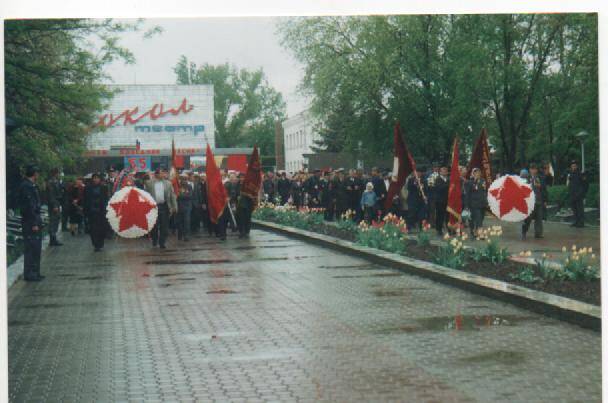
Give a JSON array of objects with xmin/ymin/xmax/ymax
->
[
  {"xmin": 241, "ymin": 145, "xmax": 262, "ymax": 204},
  {"xmin": 169, "ymin": 139, "xmax": 179, "ymax": 195},
  {"xmin": 385, "ymin": 121, "xmax": 416, "ymax": 210},
  {"xmin": 466, "ymin": 128, "xmax": 493, "ymax": 185},
  {"xmin": 447, "ymin": 137, "xmax": 462, "ymax": 229},
  {"xmin": 205, "ymin": 144, "xmax": 228, "ymax": 224}
]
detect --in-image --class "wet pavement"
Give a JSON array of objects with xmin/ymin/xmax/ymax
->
[{"xmin": 8, "ymin": 229, "xmax": 601, "ymax": 402}]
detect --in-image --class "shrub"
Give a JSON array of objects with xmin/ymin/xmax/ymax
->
[
  {"xmin": 547, "ymin": 185, "xmax": 568, "ymax": 207},
  {"xmin": 356, "ymin": 220, "xmax": 408, "ymax": 255},
  {"xmin": 585, "ymin": 183, "xmax": 599, "ymax": 208}
]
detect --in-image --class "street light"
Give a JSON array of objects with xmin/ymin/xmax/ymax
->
[{"xmin": 575, "ymin": 130, "xmax": 589, "ymax": 173}]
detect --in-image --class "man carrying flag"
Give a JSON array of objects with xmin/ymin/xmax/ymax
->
[
  {"xmin": 384, "ymin": 121, "xmax": 415, "ymax": 212},
  {"xmin": 205, "ymin": 144, "xmax": 229, "ymax": 241},
  {"xmin": 446, "ymin": 137, "xmax": 462, "ymax": 233},
  {"xmin": 237, "ymin": 146, "xmax": 262, "ymax": 238}
]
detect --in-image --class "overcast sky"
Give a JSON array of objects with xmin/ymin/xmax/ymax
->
[{"xmin": 103, "ymin": 18, "xmax": 309, "ymax": 117}]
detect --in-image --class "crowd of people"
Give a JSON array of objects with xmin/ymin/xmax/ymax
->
[
  {"xmin": 15, "ymin": 159, "xmax": 588, "ymax": 282},
  {"xmin": 258, "ymin": 160, "xmax": 588, "ymax": 240}
]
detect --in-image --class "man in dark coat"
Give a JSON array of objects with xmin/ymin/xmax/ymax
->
[
  {"xmin": 334, "ymin": 170, "xmax": 349, "ymax": 219},
  {"xmin": 566, "ymin": 160, "xmax": 588, "ymax": 227},
  {"xmin": 406, "ymin": 168, "xmax": 427, "ymax": 231},
  {"xmin": 465, "ymin": 168, "xmax": 488, "ymax": 237},
  {"xmin": 345, "ymin": 169, "xmax": 363, "ymax": 220},
  {"xmin": 83, "ymin": 173, "xmax": 109, "ymax": 251},
  {"xmin": 225, "ymin": 173, "xmax": 240, "ymax": 232},
  {"xmin": 433, "ymin": 166, "xmax": 450, "ymax": 236},
  {"xmin": 522, "ymin": 163, "xmax": 548, "ymax": 239},
  {"xmin": 18, "ymin": 165, "xmax": 45, "ymax": 281},
  {"xmin": 46, "ymin": 167, "xmax": 64, "ymax": 246},
  {"xmin": 277, "ymin": 172, "xmax": 291, "ymax": 205},
  {"xmin": 263, "ymin": 171, "xmax": 277, "ymax": 203},
  {"xmin": 370, "ymin": 167, "xmax": 387, "ymax": 218},
  {"xmin": 304, "ymin": 169, "xmax": 323, "ymax": 208}
]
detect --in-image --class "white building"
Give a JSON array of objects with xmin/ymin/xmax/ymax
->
[{"xmin": 282, "ymin": 110, "xmax": 321, "ymax": 172}]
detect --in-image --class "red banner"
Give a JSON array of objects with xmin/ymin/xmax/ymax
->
[
  {"xmin": 447, "ymin": 137, "xmax": 462, "ymax": 229},
  {"xmin": 466, "ymin": 128, "xmax": 493, "ymax": 185},
  {"xmin": 385, "ymin": 121, "xmax": 415, "ymax": 210},
  {"xmin": 241, "ymin": 146, "xmax": 262, "ymax": 203},
  {"xmin": 205, "ymin": 144, "xmax": 228, "ymax": 224}
]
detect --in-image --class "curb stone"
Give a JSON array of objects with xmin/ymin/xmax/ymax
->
[{"xmin": 253, "ymin": 219, "xmax": 601, "ymax": 331}]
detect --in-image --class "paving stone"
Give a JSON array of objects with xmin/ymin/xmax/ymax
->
[{"xmin": 7, "ymin": 230, "xmax": 601, "ymax": 401}]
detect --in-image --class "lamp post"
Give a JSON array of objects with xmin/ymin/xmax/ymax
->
[{"xmin": 575, "ymin": 130, "xmax": 589, "ymax": 173}]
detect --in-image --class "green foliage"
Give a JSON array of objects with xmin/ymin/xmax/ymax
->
[
  {"xmin": 252, "ymin": 206, "xmax": 324, "ymax": 230},
  {"xmin": 336, "ymin": 218, "xmax": 358, "ymax": 232},
  {"xmin": 5, "ymin": 19, "xmax": 154, "ymax": 179},
  {"xmin": 547, "ymin": 185, "xmax": 569, "ymax": 207},
  {"xmin": 278, "ymin": 14, "xmax": 598, "ymax": 173},
  {"xmin": 434, "ymin": 243, "xmax": 467, "ymax": 270},
  {"xmin": 472, "ymin": 238, "xmax": 510, "ymax": 265},
  {"xmin": 416, "ymin": 229, "xmax": 431, "ymax": 247},
  {"xmin": 356, "ymin": 223, "xmax": 407, "ymax": 255},
  {"xmin": 509, "ymin": 267, "xmax": 541, "ymax": 283},
  {"xmin": 586, "ymin": 183, "xmax": 599, "ymax": 208},
  {"xmin": 561, "ymin": 251, "xmax": 598, "ymax": 281},
  {"xmin": 174, "ymin": 57, "xmax": 286, "ymax": 156}
]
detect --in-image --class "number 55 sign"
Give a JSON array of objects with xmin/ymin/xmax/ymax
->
[{"xmin": 124, "ymin": 156, "xmax": 151, "ymax": 172}]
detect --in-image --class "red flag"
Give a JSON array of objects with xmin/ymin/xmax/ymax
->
[
  {"xmin": 241, "ymin": 146, "xmax": 262, "ymax": 204},
  {"xmin": 205, "ymin": 145, "xmax": 228, "ymax": 224},
  {"xmin": 466, "ymin": 128, "xmax": 493, "ymax": 185},
  {"xmin": 447, "ymin": 137, "xmax": 462, "ymax": 229},
  {"xmin": 170, "ymin": 139, "xmax": 179, "ymax": 195},
  {"xmin": 385, "ymin": 121, "xmax": 415, "ymax": 210}
]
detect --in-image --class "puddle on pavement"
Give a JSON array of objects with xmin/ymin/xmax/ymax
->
[
  {"xmin": 377, "ymin": 315, "xmax": 541, "ymax": 334},
  {"xmin": 206, "ymin": 289, "xmax": 237, "ymax": 294},
  {"xmin": 458, "ymin": 349, "xmax": 527, "ymax": 365},
  {"xmin": 22, "ymin": 302, "xmax": 99, "ymax": 309},
  {"xmin": 78, "ymin": 276, "xmax": 104, "ymax": 280},
  {"xmin": 155, "ymin": 272, "xmax": 186, "ymax": 277},
  {"xmin": 319, "ymin": 264, "xmax": 376, "ymax": 270},
  {"xmin": 372, "ymin": 288, "xmax": 427, "ymax": 297},
  {"xmin": 146, "ymin": 259, "xmax": 233, "ymax": 265},
  {"xmin": 333, "ymin": 272, "xmax": 404, "ymax": 279}
]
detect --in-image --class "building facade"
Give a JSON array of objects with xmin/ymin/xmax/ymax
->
[
  {"xmin": 85, "ymin": 84, "xmax": 216, "ymax": 171},
  {"xmin": 282, "ymin": 110, "xmax": 321, "ymax": 173}
]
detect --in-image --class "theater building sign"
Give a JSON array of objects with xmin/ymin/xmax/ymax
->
[{"xmin": 85, "ymin": 84, "xmax": 248, "ymax": 171}]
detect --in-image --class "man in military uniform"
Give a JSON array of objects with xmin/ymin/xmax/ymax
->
[
  {"xmin": 304, "ymin": 169, "xmax": 323, "ymax": 208},
  {"xmin": 46, "ymin": 167, "xmax": 63, "ymax": 246},
  {"xmin": 263, "ymin": 171, "xmax": 277, "ymax": 203},
  {"xmin": 566, "ymin": 160, "xmax": 588, "ymax": 228},
  {"xmin": 522, "ymin": 163, "xmax": 548, "ymax": 239},
  {"xmin": 334, "ymin": 169, "xmax": 349, "ymax": 219},
  {"xmin": 345, "ymin": 169, "xmax": 363, "ymax": 221},
  {"xmin": 84, "ymin": 173, "xmax": 109, "ymax": 251},
  {"xmin": 18, "ymin": 165, "xmax": 45, "ymax": 281}
]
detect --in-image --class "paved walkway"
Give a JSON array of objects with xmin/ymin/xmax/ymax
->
[{"xmin": 8, "ymin": 230, "xmax": 601, "ymax": 402}]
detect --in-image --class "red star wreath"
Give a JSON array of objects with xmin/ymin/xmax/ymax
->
[
  {"xmin": 106, "ymin": 186, "xmax": 158, "ymax": 238},
  {"xmin": 487, "ymin": 175, "xmax": 535, "ymax": 222}
]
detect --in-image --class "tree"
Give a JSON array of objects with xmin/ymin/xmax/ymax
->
[
  {"xmin": 174, "ymin": 56, "xmax": 286, "ymax": 156},
  {"xmin": 4, "ymin": 19, "xmax": 159, "ymax": 189},
  {"xmin": 278, "ymin": 14, "xmax": 598, "ymax": 176}
]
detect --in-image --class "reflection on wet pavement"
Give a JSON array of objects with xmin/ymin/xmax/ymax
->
[{"xmin": 7, "ymin": 229, "xmax": 601, "ymax": 402}]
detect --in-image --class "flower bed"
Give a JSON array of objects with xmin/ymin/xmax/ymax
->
[{"xmin": 253, "ymin": 205, "xmax": 600, "ymax": 306}]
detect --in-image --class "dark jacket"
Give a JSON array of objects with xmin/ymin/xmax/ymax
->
[
  {"xmin": 177, "ymin": 184, "xmax": 193, "ymax": 212},
  {"xmin": 406, "ymin": 175, "xmax": 426, "ymax": 210},
  {"xmin": 83, "ymin": 183, "xmax": 108, "ymax": 217},
  {"xmin": 225, "ymin": 181, "xmax": 240, "ymax": 206},
  {"xmin": 566, "ymin": 171, "xmax": 588, "ymax": 201},
  {"xmin": 465, "ymin": 178, "xmax": 488, "ymax": 210},
  {"xmin": 371, "ymin": 176, "xmax": 387, "ymax": 205},
  {"xmin": 434, "ymin": 175, "xmax": 449, "ymax": 206},
  {"xmin": 263, "ymin": 178, "xmax": 276, "ymax": 200},
  {"xmin": 528, "ymin": 175, "xmax": 548, "ymax": 205},
  {"xmin": 277, "ymin": 178, "xmax": 291, "ymax": 200},
  {"xmin": 18, "ymin": 179, "xmax": 43, "ymax": 235},
  {"xmin": 46, "ymin": 177, "xmax": 63, "ymax": 210}
]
